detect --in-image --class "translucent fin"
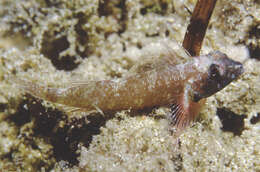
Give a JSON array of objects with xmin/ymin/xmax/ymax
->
[
  {"xmin": 128, "ymin": 44, "xmax": 182, "ymax": 75},
  {"xmin": 161, "ymin": 41, "xmax": 190, "ymax": 64},
  {"xmin": 128, "ymin": 58, "xmax": 158, "ymax": 74},
  {"xmin": 169, "ymin": 98, "xmax": 206, "ymax": 130},
  {"xmin": 63, "ymin": 106, "xmax": 84, "ymax": 113},
  {"xmin": 165, "ymin": 39, "xmax": 191, "ymax": 60},
  {"xmin": 11, "ymin": 76, "xmax": 57, "ymax": 101},
  {"xmin": 65, "ymin": 80, "xmax": 98, "ymax": 91},
  {"xmin": 92, "ymin": 104, "xmax": 104, "ymax": 116},
  {"xmin": 169, "ymin": 103, "xmax": 190, "ymax": 129},
  {"xmin": 62, "ymin": 105, "xmax": 97, "ymax": 118},
  {"xmin": 164, "ymin": 21, "xmax": 191, "ymax": 59},
  {"xmin": 70, "ymin": 80, "xmax": 96, "ymax": 86}
]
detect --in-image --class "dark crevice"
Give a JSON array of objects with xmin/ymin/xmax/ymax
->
[
  {"xmin": 8, "ymin": 95, "xmax": 112, "ymax": 167},
  {"xmin": 248, "ymin": 45, "xmax": 260, "ymax": 60},
  {"xmin": 98, "ymin": 1, "xmax": 111, "ymax": 17},
  {"xmin": 145, "ymin": 32, "xmax": 160, "ymax": 37},
  {"xmin": 165, "ymin": 30, "xmax": 170, "ymax": 37},
  {"xmin": 9, "ymin": 19, "xmax": 33, "ymax": 37},
  {"xmin": 160, "ymin": 2, "xmax": 168, "ymax": 13},
  {"xmin": 122, "ymin": 42, "xmax": 126, "ymax": 51},
  {"xmin": 250, "ymin": 113, "xmax": 260, "ymax": 124},
  {"xmin": 2, "ymin": 151, "xmax": 13, "ymax": 161},
  {"xmin": 140, "ymin": 7, "xmax": 148, "ymax": 15},
  {"xmin": 140, "ymin": 2, "xmax": 168, "ymax": 16},
  {"xmin": 248, "ymin": 24, "xmax": 260, "ymax": 40},
  {"xmin": 137, "ymin": 42, "xmax": 143, "ymax": 49},
  {"xmin": 68, "ymin": 114, "xmax": 111, "ymax": 148},
  {"xmin": 247, "ymin": 24, "xmax": 260, "ymax": 60},
  {"xmin": 98, "ymin": 0, "xmax": 127, "ymax": 35},
  {"xmin": 44, "ymin": 0, "xmax": 62, "ymax": 7},
  {"xmin": 75, "ymin": 12, "xmax": 91, "ymax": 57},
  {"xmin": 0, "ymin": 103, "xmax": 8, "ymax": 112},
  {"xmin": 217, "ymin": 108, "xmax": 246, "ymax": 136},
  {"xmin": 8, "ymin": 99, "xmax": 31, "ymax": 126},
  {"xmin": 40, "ymin": 11, "xmax": 93, "ymax": 71},
  {"xmin": 117, "ymin": 0, "xmax": 127, "ymax": 34},
  {"xmin": 53, "ymin": 55, "xmax": 80, "ymax": 71},
  {"xmin": 171, "ymin": 154, "xmax": 183, "ymax": 172},
  {"xmin": 40, "ymin": 35, "xmax": 80, "ymax": 71}
]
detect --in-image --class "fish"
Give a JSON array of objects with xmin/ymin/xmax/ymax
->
[{"xmin": 14, "ymin": 50, "xmax": 244, "ymax": 129}]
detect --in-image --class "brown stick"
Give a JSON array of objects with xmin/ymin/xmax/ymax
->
[{"xmin": 182, "ymin": 0, "xmax": 218, "ymax": 56}]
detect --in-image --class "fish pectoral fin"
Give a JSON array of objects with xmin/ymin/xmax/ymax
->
[
  {"xmin": 168, "ymin": 103, "xmax": 191, "ymax": 130},
  {"xmin": 168, "ymin": 97, "xmax": 206, "ymax": 130}
]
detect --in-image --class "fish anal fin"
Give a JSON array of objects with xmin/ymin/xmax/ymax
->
[{"xmin": 61, "ymin": 106, "xmax": 94, "ymax": 118}]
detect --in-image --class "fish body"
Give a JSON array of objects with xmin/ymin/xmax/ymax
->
[{"xmin": 16, "ymin": 51, "xmax": 244, "ymax": 129}]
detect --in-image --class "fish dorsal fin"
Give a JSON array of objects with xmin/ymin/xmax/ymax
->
[
  {"xmin": 128, "ymin": 56, "xmax": 161, "ymax": 75},
  {"xmin": 163, "ymin": 20, "xmax": 191, "ymax": 60},
  {"xmin": 161, "ymin": 40, "xmax": 190, "ymax": 64},
  {"xmin": 128, "ymin": 40, "xmax": 189, "ymax": 75}
]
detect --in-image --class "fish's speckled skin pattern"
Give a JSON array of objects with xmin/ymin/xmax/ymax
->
[{"xmin": 16, "ymin": 51, "xmax": 244, "ymax": 129}]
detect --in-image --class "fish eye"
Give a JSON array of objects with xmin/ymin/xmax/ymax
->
[
  {"xmin": 209, "ymin": 64, "xmax": 221, "ymax": 80},
  {"xmin": 209, "ymin": 64, "xmax": 223, "ymax": 83}
]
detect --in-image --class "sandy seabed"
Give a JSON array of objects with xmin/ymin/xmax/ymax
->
[{"xmin": 0, "ymin": 0, "xmax": 259, "ymax": 171}]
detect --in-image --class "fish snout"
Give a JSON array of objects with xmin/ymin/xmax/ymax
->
[{"xmin": 225, "ymin": 59, "xmax": 244, "ymax": 80}]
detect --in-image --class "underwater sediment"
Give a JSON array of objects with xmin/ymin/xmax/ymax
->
[{"xmin": 0, "ymin": 0, "xmax": 259, "ymax": 171}]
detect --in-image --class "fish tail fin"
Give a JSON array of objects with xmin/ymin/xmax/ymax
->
[{"xmin": 11, "ymin": 76, "xmax": 59, "ymax": 102}]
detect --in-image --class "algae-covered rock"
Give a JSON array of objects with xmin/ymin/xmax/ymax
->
[{"xmin": 0, "ymin": 0, "xmax": 259, "ymax": 171}]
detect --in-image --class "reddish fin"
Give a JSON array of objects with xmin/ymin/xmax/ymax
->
[
  {"xmin": 169, "ymin": 103, "xmax": 190, "ymax": 129},
  {"xmin": 169, "ymin": 99, "xmax": 205, "ymax": 130}
]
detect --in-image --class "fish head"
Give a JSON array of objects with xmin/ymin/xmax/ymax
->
[{"xmin": 193, "ymin": 51, "xmax": 244, "ymax": 102}]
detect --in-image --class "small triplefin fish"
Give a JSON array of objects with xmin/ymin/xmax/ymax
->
[{"xmin": 15, "ymin": 50, "xmax": 244, "ymax": 129}]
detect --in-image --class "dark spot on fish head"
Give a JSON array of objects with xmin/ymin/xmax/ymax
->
[{"xmin": 193, "ymin": 51, "xmax": 244, "ymax": 102}]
